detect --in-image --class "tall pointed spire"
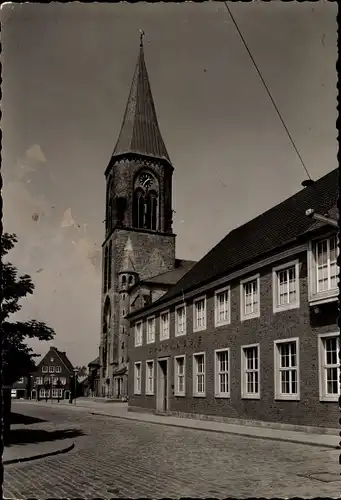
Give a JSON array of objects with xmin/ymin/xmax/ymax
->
[{"xmin": 112, "ymin": 34, "xmax": 171, "ymax": 165}]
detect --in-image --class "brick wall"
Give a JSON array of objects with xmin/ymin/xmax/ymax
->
[{"xmin": 128, "ymin": 250, "xmax": 339, "ymax": 428}]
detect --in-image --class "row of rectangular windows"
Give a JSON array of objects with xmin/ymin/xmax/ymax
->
[
  {"xmin": 133, "ymin": 333, "xmax": 340, "ymax": 402},
  {"xmin": 39, "ymin": 389, "xmax": 67, "ymax": 398},
  {"xmin": 41, "ymin": 366, "xmax": 62, "ymax": 373},
  {"xmin": 134, "ymin": 237, "xmax": 339, "ymax": 347},
  {"xmin": 35, "ymin": 376, "xmax": 67, "ymax": 385}
]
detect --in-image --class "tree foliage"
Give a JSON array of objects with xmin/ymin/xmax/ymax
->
[{"xmin": 1, "ymin": 233, "xmax": 55, "ymax": 385}]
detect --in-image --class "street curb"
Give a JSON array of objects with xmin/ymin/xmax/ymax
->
[
  {"xmin": 89, "ymin": 411, "xmax": 339, "ymax": 450},
  {"xmin": 3, "ymin": 442, "xmax": 75, "ymax": 465}
]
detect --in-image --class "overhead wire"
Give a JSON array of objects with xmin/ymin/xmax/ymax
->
[{"xmin": 223, "ymin": 1, "xmax": 313, "ymax": 182}]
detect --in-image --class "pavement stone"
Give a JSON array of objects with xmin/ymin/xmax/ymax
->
[
  {"xmin": 3, "ymin": 402, "xmax": 341, "ymax": 499},
  {"xmin": 21, "ymin": 398, "xmax": 339, "ymax": 449}
]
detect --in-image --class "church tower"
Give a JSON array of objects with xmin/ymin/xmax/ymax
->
[{"xmin": 100, "ymin": 36, "xmax": 176, "ymax": 397}]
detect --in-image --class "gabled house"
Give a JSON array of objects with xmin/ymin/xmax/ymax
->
[
  {"xmin": 127, "ymin": 168, "xmax": 339, "ymax": 430},
  {"xmin": 32, "ymin": 346, "xmax": 74, "ymax": 400}
]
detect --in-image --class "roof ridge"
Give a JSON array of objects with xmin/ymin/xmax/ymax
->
[{"xmin": 139, "ymin": 167, "xmax": 338, "ymax": 308}]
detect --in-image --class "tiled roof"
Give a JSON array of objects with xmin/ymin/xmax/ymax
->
[
  {"xmin": 88, "ymin": 357, "xmax": 100, "ymax": 367},
  {"xmin": 112, "ymin": 43, "xmax": 171, "ymax": 165},
  {"xmin": 146, "ymin": 168, "xmax": 339, "ymax": 308},
  {"xmin": 144, "ymin": 259, "xmax": 197, "ymax": 286},
  {"xmin": 52, "ymin": 347, "xmax": 74, "ymax": 372}
]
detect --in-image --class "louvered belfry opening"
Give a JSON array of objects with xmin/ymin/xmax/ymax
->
[{"xmin": 133, "ymin": 188, "xmax": 158, "ymax": 231}]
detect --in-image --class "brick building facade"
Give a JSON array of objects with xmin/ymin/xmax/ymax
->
[
  {"xmin": 31, "ymin": 346, "xmax": 74, "ymax": 400},
  {"xmin": 127, "ymin": 169, "xmax": 339, "ymax": 429}
]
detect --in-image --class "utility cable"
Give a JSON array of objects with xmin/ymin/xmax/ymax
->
[{"xmin": 223, "ymin": 1, "xmax": 313, "ymax": 182}]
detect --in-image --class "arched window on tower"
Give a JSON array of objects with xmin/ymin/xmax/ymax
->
[
  {"xmin": 103, "ymin": 247, "xmax": 108, "ymax": 293},
  {"xmin": 106, "ymin": 177, "xmax": 114, "ymax": 232},
  {"xmin": 122, "ymin": 275, "xmax": 127, "ymax": 287},
  {"xmin": 133, "ymin": 171, "xmax": 159, "ymax": 230},
  {"xmin": 108, "ymin": 241, "xmax": 112, "ymax": 290}
]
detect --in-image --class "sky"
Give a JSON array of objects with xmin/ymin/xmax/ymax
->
[{"xmin": 1, "ymin": 1, "xmax": 337, "ymax": 366}]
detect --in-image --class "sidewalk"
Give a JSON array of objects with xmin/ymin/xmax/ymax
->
[
  {"xmin": 3, "ymin": 413, "xmax": 78, "ymax": 466},
  {"xmin": 21, "ymin": 399, "xmax": 340, "ymax": 450}
]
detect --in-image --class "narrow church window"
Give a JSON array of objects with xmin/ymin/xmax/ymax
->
[
  {"xmin": 151, "ymin": 195, "xmax": 158, "ymax": 230},
  {"xmin": 103, "ymin": 247, "xmax": 108, "ymax": 293},
  {"xmin": 144, "ymin": 194, "xmax": 152, "ymax": 229},
  {"xmin": 129, "ymin": 276, "xmax": 133, "ymax": 285},
  {"xmin": 108, "ymin": 241, "xmax": 112, "ymax": 290},
  {"xmin": 122, "ymin": 275, "xmax": 127, "ymax": 286}
]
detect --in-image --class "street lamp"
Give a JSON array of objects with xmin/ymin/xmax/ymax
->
[
  {"xmin": 305, "ymin": 208, "xmax": 338, "ymax": 228},
  {"xmin": 73, "ymin": 368, "xmax": 79, "ymax": 405}
]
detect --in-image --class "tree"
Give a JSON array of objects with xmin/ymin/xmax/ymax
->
[{"xmin": 1, "ymin": 233, "xmax": 55, "ymax": 441}]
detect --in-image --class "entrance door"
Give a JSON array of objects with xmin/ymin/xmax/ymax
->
[{"xmin": 156, "ymin": 359, "xmax": 169, "ymax": 413}]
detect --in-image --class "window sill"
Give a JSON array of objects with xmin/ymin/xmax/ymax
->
[
  {"xmin": 193, "ymin": 326, "xmax": 206, "ymax": 333},
  {"xmin": 160, "ymin": 337, "xmax": 170, "ymax": 342},
  {"xmin": 134, "ymin": 392, "xmax": 141, "ymax": 396},
  {"xmin": 214, "ymin": 320, "xmax": 231, "ymax": 328},
  {"xmin": 174, "ymin": 393, "xmax": 185, "ymax": 397},
  {"xmin": 146, "ymin": 340, "xmax": 155, "ymax": 345},
  {"xmin": 215, "ymin": 394, "xmax": 230, "ymax": 399},
  {"xmin": 193, "ymin": 393, "xmax": 206, "ymax": 398},
  {"xmin": 273, "ymin": 303, "xmax": 300, "ymax": 314},
  {"xmin": 134, "ymin": 343, "xmax": 142, "ymax": 348},
  {"xmin": 175, "ymin": 332, "xmax": 186, "ymax": 337},
  {"xmin": 241, "ymin": 313, "xmax": 260, "ymax": 322},
  {"xmin": 308, "ymin": 292, "xmax": 338, "ymax": 307},
  {"xmin": 241, "ymin": 394, "xmax": 260, "ymax": 400},
  {"xmin": 146, "ymin": 393, "xmax": 154, "ymax": 396},
  {"xmin": 274, "ymin": 395, "xmax": 300, "ymax": 401},
  {"xmin": 319, "ymin": 395, "xmax": 339, "ymax": 403}
]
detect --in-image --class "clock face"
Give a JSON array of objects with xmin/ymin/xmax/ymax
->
[{"xmin": 139, "ymin": 172, "xmax": 154, "ymax": 189}]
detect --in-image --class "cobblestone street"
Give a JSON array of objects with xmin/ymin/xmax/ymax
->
[{"xmin": 4, "ymin": 402, "xmax": 340, "ymax": 499}]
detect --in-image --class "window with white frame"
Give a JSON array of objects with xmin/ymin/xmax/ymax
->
[
  {"xmin": 52, "ymin": 389, "xmax": 63, "ymax": 398},
  {"xmin": 59, "ymin": 377, "xmax": 66, "ymax": 385},
  {"xmin": 55, "ymin": 366, "xmax": 61, "ymax": 373},
  {"xmin": 134, "ymin": 321, "xmax": 143, "ymax": 347},
  {"xmin": 35, "ymin": 377, "xmax": 43, "ymax": 385},
  {"xmin": 39, "ymin": 389, "xmax": 50, "ymax": 398},
  {"xmin": 145, "ymin": 360, "xmax": 154, "ymax": 395},
  {"xmin": 42, "ymin": 366, "xmax": 48, "ymax": 373},
  {"xmin": 193, "ymin": 353, "xmax": 205, "ymax": 396},
  {"xmin": 308, "ymin": 235, "xmax": 339, "ymax": 303},
  {"xmin": 215, "ymin": 287, "xmax": 230, "ymax": 326},
  {"xmin": 134, "ymin": 362, "xmax": 142, "ymax": 394},
  {"xmin": 316, "ymin": 236, "xmax": 339, "ymax": 292},
  {"xmin": 273, "ymin": 260, "xmax": 300, "ymax": 312},
  {"xmin": 274, "ymin": 338, "xmax": 299, "ymax": 400},
  {"xmin": 175, "ymin": 304, "xmax": 186, "ymax": 336},
  {"xmin": 174, "ymin": 356, "xmax": 185, "ymax": 396},
  {"xmin": 241, "ymin": 275, "xmax": 260, "ymax": 320},
  {"xmin": 146, "ymin": 317, "xmax": 155, "ymax": 344},
  {"xmin": 193, "ymin": 297, "xmax": 206, "ymax": 332},
  {"xmin": 160, "ymin": 311, "xmax": 170, "ymax": 340},
  {"xmin": 318, "ymin": 333, "xmax": 340, "ymax": 401},
  {"xmin": 241, "ymin": 344, "xmax": 260, "ymax": 398},
  {"xmin": 49, "ymin": 366, "xmax": 55, "ymax": 373},
  {"xmin": 215, "ymin": 349, "xmax": 230, "ymax": 397}
]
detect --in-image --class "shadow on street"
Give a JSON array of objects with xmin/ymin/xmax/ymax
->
[
  {"xmin": 6, "ymin": 428, "xmax": 85, "ymax": 447},
  {"xmin": 10, "ymin": 412, "xmax": 47, "ymax": 425}
]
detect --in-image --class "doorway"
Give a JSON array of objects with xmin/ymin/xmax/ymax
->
[{"xmin": 156, "ymin": 358, "xmax": 169, "ymax": 413}]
